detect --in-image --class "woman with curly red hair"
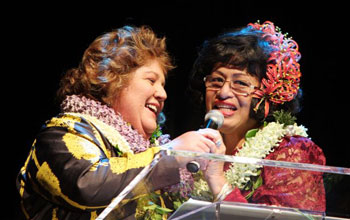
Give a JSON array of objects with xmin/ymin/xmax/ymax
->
[{"xmin": 16, "ymin": 25, "xmax": 222, "ymax": 220}]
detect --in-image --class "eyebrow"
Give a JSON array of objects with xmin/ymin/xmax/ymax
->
[
  {"xmin": 213, "ymin": 70, "xmax": 225, "ymax": 76},
  {"xmin": 145, "ymin": 71, "xmax": 166, "ymax": 86},
  {"xmin": 213, "ymin": 70, "xmax": 247, "ymax": 77}
]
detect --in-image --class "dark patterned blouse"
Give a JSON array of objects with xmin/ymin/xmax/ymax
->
[{"xmin": 17, "ymin": 113, "xmax": 179, "ymax": 220}]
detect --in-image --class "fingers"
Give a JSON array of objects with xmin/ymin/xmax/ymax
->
[
  {"xmin": 196, "ymin": 128, "xmax": 225, "ymax": 154},
  {"xmin": 169, "ymin": 129, "xmax": 225, "ymax": 154},
  {"xmin": 197, "ymin": 134, "xmax": 217, "ymax": 153},
  {"xmin": 215, "ymin": 139, "xmax": 222, "ymax": 148},
  {"xmin": 198, "ymin": 159, "xmax": 208, "ymax": 171},
  {"xmin": 196, "ymin": 128, "xmax": 221, "ymax": 142}
]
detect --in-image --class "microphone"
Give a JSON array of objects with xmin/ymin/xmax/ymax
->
[{"xmin": 186, "ymin": 110, "xmax": 224, "ymax": 173}]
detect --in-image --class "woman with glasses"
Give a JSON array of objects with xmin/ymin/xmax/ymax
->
[{"xmin": 165, "ymin": 21, "xmax": 326, "ymax": 213}]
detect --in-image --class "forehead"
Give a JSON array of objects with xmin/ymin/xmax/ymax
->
[
  {"xmin": 212, "ymin": 67, "xmax": 260, "ymax": 85},
  {"xmin": 135, "ymin": 60, "xmax": 166, "ymax": 80},
  {"xmin": 213, "ymin": 67, "xmax": 248, "ymax": 76}
]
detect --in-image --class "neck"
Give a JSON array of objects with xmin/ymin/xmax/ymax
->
[
  {"xmin": 222, "ymin": 120, "xmax": 261, "ymax": 155},
  {"xmin": 222, "ymin": 131, "xmax": 246, "ymax": 155}
]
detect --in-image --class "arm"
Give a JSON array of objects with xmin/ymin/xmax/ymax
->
[
  {"xmin": 252, "ymin": 136, "xmax": 326, "ymax": 211},
  {"xmin": 202, "ymin": 130, "xmax": 248, "ymax": 203},
  {"xmin": 23, "ymin": 115, "xmax": 171, "ymax": 211}
]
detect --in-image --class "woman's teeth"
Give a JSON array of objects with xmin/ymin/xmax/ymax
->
[
  {"xmin": 146, "ymin": 104, "xmax": 157, "ymax": 113},
  {"xmin": 215, "ymin": 104, "xmax": 237, "ymax": 111}
]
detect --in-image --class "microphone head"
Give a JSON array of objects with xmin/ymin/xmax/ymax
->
[{"xmin": 204, "ymin": 110, "xmax": 224, "ymax": 129}]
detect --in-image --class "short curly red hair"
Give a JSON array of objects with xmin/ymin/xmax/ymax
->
[{"xmin": 57, "ymin": 25, "xmax": 174, "ymax": 105}]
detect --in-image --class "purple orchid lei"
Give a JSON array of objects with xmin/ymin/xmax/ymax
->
[
  {"xmin": 165, "ymin": 168, "xmax": 195, "ymax": 199},
  {"xmin": 61, "ymin": 95, "xmax": 152, "ymax": 153}
]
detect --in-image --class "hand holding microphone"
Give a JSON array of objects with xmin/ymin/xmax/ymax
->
[
  {"xmin": 186, "ymin": 110, "xmax": 224, "ymax": 173},
  {"xmin": 163, "ymin": 110, "xmax": 224, "ymax": 171}
]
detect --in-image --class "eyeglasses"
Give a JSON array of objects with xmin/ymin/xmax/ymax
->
[{"xmin": 204, "ymin": 75, "xmax": 259, "ymax": 96}]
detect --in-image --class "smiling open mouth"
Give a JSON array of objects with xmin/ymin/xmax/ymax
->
[
  {"xmin": 214, "ymin": 104, "xmax": 237, "ymax": 111},
  {"xmin": 145, "ymin": 104, "xmax": 157, "ymax": 114},
  {"xmin": 214, "ymin": 103, "xmax": 237, "ymax": 116}
]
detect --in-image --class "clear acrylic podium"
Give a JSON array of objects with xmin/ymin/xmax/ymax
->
[
  {"xmin": 98, "ymin": 149, "xmax": 350, "ymax": 220},
  {"xmin": 169, "ymin": 199, "xmax": 327, "ymax": 220}
]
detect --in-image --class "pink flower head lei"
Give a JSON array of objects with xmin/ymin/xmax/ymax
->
[{"xmin": 249, "ymin": 21, "xmax": 301, "ymax": 118}]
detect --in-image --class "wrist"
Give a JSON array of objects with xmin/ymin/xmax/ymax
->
[
  {"xmin": 207, "ymin": 175, "xmax": 227, "ymax": 196},
  {"xmin": 213, "ymin": 182, "xmax": 233, "ymax": 202}
]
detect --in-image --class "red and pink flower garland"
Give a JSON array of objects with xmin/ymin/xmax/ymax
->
[{"xmin": 249, "ymin": 21, "xmax": 301, "ymax": 118}]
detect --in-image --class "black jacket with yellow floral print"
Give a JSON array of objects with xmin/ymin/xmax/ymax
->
[{"xmin": 17, "ymin": 113, "xmax": 180, "ymax": 220}]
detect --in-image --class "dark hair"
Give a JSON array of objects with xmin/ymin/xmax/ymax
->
[
  {"xmin": 57, "ymin": 26, "xmax": 174, "ymax": 105},
  {"xmin": 188, "ymin": 26, "xmax": 302, "ymax": 125}
]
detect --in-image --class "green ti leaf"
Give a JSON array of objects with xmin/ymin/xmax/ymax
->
[
  {"xmin": 143, "ymin": 204, "xmax": 157, "ymax": 211},
  {"xmin": 253, "ymin": 175, "xmax": 263, "ymax": 189},
  {"xmin": 244, "ymin": 170, "xmax": 263, "ymax": 200},
  {"xmin": 155, "ymin": 206, "xmax": 173, "ymax": 214},
  {"xmin": 245, "ymin": 128, "xmax": 259, "ymax": 140}
]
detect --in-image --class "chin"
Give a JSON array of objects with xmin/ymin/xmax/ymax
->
[
  {"xmin": 219, "ymin": 126, "xmax": 231, "ymax": 135},
  {"xmin": 219, "ymin": 121, "xmax": 237, "ymax": 134},
  {"xmin": 144, "ymin": 123, "xmax": 158, "ymax": 137}
]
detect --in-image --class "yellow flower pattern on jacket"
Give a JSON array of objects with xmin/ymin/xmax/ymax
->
[
  {"xmin": 17, "ymin": 113, "xmax": 160, "ymax": 220},
  {"xmin": 36, "ymin": 162, "xmax": 61, "ymax": 197}
]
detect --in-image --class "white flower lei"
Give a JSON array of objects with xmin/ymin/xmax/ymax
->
[
  {"xmin": 192, "ymin": 122, "xmax": 308, "ymax": 196},
  {"xmin": 225, "ymin": 122, "xmax": 308, "ymax": 189}
]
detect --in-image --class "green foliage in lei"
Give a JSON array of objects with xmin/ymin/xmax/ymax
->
[
  {"xmin": 243, "ymin": 170, "xmax": 263, "ymax": 200},
  {"xmin": 272, "ymin": 109, "xmax": 297, "ymax": 126},
  {"xmin": 240, "ymin": 128, "xmax": 265, "ymax": 200},
  {"xmin": 135, "ymin": 190, "xmax": 188, "ymax": 219},
  {"xmin": 135, "ymin": 191, "xmax": 172, "ymax": 220},
  {"xmin": 150, "ymin": 124, "xmax": 162, "ymax": 145}
]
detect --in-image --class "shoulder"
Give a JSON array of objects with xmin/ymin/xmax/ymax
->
[
  {"xmin": 280, "ymin": 135, "xmax": 322, "ymax": 153},
  {"xmin": 41, "ymin": 113, "xmax": 135, "ymax": 156},
  {"xmin": 266, "ymin": 135, "xmax": 326, "ymax": 165},
  {"xmin": 36, "ymin": 113, "xmax": 112, "ymax": 156},
  {"xmin": 40, "ymin": 113, "xmax": 100, "ymax": 144},
  {"xmin": 44, "ymin": 113, "xmax": 93, "ymax": 132}
]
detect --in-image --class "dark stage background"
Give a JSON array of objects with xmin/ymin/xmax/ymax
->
[{"xmin": 8, "ymin": 2, "xmax": 349, "ymax": 219}]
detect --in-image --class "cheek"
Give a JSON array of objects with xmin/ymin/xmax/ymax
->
[
  {"xmin": 237, "ymin": 97, "xmax": 253, "ymax": 116},
  {"xmin": 113, "ymin": 88, "xmax": 138, "ymax": 116},
  {"xmin": 205, "ymin": 91, "xmax": 214, "ymax": 110},
  {"xmin": 241, "ymin": 98, "xmax": 252, "ymax": 108}
]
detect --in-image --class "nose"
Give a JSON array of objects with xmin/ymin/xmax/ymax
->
[
  {"xmin": 217, "ymin": 81, "xmax": 234, "ymax": 99},
  {"xmin": 155, "ymin": 84, "xmax": 167, "ymax": 102}
]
